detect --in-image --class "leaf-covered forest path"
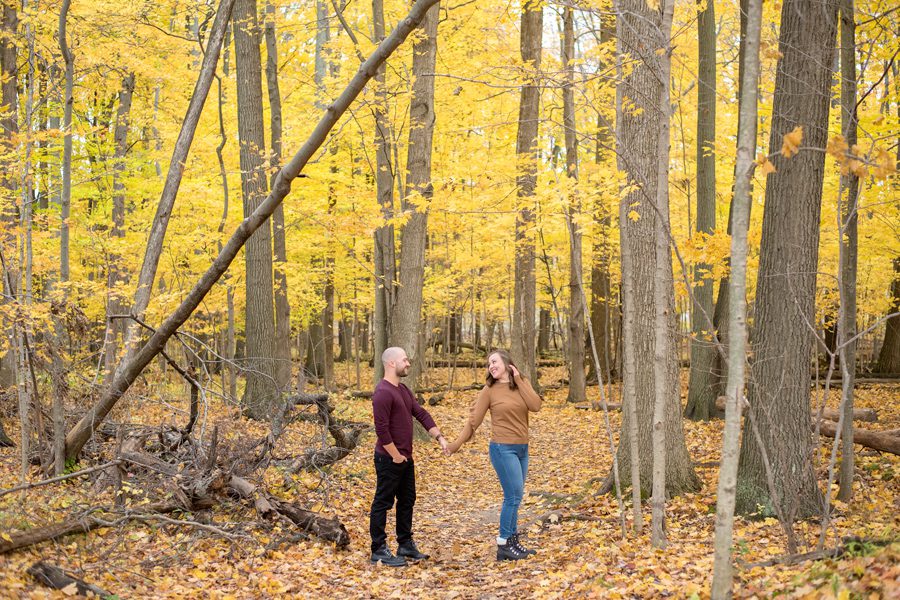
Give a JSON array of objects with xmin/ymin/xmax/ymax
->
[{"xmin": 1, "ymin": 368, "xmax": 898, "ymax": 598}]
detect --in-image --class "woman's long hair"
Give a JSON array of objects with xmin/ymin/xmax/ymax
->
[{"xmin": 485, "ymin": 349, "xmax": 518, "ymax": 390}]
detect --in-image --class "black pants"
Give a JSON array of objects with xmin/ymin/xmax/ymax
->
[{"xmin": 369, "ymin": 452, "xmax": 416, "ymax": 552}]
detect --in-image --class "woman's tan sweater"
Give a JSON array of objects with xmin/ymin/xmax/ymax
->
[{"xmin": 448, "ymin": 374, "xmax": 542, "ymax": 452}]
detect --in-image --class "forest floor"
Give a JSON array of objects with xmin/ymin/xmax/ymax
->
[{"xmin": 0, "ymin": 366, "xmax": 898, "ymax": 598}]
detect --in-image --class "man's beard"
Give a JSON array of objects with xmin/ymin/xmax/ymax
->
[{"xmin": 397, "ymin": 365, "xmax": 410, "ymax": 377}]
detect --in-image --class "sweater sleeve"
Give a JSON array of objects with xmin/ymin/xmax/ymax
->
[
  {"xmin": 372, "ymin": 388, "xmax": 394, "ymax": 447},
  {"xmin": 447, "ymin": 387, "xmax": 491, "ymax": 453},
  {"xmin": 514, "ymin": 374, "xmax": 542, "ymax": 412}
]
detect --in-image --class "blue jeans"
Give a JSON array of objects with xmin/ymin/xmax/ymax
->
[{"xmin": 489, "ymin": 442, "xmax": 529, "ymax": 540}]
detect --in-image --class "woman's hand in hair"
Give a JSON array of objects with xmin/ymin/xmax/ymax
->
[{"xmin": 509, "ymin": 364, "xmax": 520, "ymax": 380}]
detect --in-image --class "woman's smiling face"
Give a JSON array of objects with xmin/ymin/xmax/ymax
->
[{"xmin": 488, "ymin": 352, "xmax": 508, "ymax": 380}]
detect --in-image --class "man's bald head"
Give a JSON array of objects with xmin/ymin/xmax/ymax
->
[{"xmin": 382, "ymin": 347, "xmax": 411, "ymax": 380}]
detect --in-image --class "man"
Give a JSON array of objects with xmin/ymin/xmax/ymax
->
[{"xmin": 369, "ymin": 347, "xmax": 448, "ymax": 567}]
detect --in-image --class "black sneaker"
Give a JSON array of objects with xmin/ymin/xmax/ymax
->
[
  {"xmin": 510, "ymin": 533, "xmax": 536, "ymax": 556},
  {"xmin": 371, "ymin": 544, "xmax": 407, "ymax": 567},
  {"xmin": 397, "ymin": 540, "xmax": 429, "ymax": 561},
  {"xmin": 496, "ymin": 540, "xmax": 528, "ymax": 561}
]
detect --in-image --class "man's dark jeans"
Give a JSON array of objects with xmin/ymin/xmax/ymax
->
[{"xmin": 369, "ymin": 452, "xmax": 416, "ymax": 553}]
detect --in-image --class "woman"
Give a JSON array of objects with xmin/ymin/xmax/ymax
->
[{"xmin": 444, "ymin": 349, "xmax": 542, "ymax": 561}]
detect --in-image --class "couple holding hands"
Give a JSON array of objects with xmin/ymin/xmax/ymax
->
[{"xmin": 369, "ymin": 346, "xmax": 542, "ymax": 567}]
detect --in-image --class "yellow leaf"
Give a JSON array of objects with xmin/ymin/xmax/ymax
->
[
  {"xmin": 61, "ymin": 582, "xmax": 78, "ymax": 596},
  {"xmin": 628, "ymin": 210, "xmax": 641, "ymax": 222},
  {"xmin": 826, "ymin": 135, "xmax": 848, "ymax": 160},
  {"xmin": 781, "ymin": 126, "xmax": 803, "ymax": 158},
  {"xmin": 0, "ymin": 532, "xmax": 11, "ymax": 542},
  {"xmin": 757, "ymin": 154, "xmax": 776, "ymax": 175}
]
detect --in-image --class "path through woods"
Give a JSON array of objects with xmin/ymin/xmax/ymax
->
[{"xmin": 1, "ymin": 369, "xmax": 898, "ymax": 598}]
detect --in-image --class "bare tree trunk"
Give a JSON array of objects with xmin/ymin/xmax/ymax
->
[
  {"xmin": 389, "ymin": 2, "xmax": 439, "ymax": 392},
  {"xmin": 265, "ymin": 0, "xmax": 292, "ymax": 391},
  {"xmin": 511, "ymin": 0, "xmax": 542, "ymax": 383},
  {"xmin": 103, "ymin": 73, "xmax": 135, "ymax": 382},
  {"xmin": 710, "ymin": 0, "xmax": 761, "ymax": 593},
  {"xmin": 736, "ymin": 0, "xmax": 837, "ymax": 520},
  {"xmin": 0, "ymin": 1, "xmax": 18, "ymax": 399},
  {"xmin": 372, "ymin": 0, "xmax": 396, "ymax": 383},
  {"xmin": 874, "ymin": 258, "xmax": 900, "ymax": 373},
  {"xmin": 115, "ymin": 0, "xmax": 236, "ymax": 378},
  {"xmin": 233, "ymin": 0, "xmax": 278, "ymax": 419},
  {"xmin": 58, "ymin": 1, "xmax": 71, "ymax": 285},
  {"xmin": 62, "ymin": 0, "xmax": 441, "ymax": 461},
  {"xmin": 613, "ymin": 0, "xmax": 700, "ymax": 499},
  {"xmin": 836, "ymin": 0, "xmax": 859, "ymax": 504},
  {"xmin": 684, "ymin": 0, "xmax": 718, "ymax": 421},
  {"xmin": 562, "ymin": 6, "xmax": 585, "ymax": 404}
]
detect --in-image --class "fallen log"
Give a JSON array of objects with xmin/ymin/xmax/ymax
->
[
  {"xmin": 27, "ymin": 561, "xmax": 111, "ymax": 597},
  {"xmin": 818, "ymin": 420, "xmax": 900, "ymax": 456},
  {"xmin": 714, "ymin": 397, "xmax": 878, "ymax": 422},
  {"xmin": 0, "ymin": 501, "xmax": 180, "ymax": 554}
]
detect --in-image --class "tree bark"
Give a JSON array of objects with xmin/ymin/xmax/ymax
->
[
  {"xmin": 874, "ymin": 258, "xmax": 900, "ymax": 374},
  {"xmin": 836, "ymin": 0, "xmax": 859, "ymax": 502},
  {"xmin": 62, "ymin": 0, "xmax": 442, "ymax": 460},
  {"xmin": 735, "ymin": 0, "xmax": 838, "ymax": 520},
  {"xmin": 710, "ymin": 0, "xmax": 760, "ymax": 589},
  {"xmin": 234, "ymin": 0, "xmax": 279, "ymax": 419},
  {"xmin": 103, "ymin": 72, "xmax": 135, "ymax": 382},
  {"xmin": 613, "ymin": 0, "xmax": 700, "ymax": 499},
  {"xmin": 389, "ymin": 1, "xmax": 439, "ymax": 392},
  {"xmin": 684, "ymin": 0, "xmax": 718, "ymax": 421},
  {"xmin": 511, "ymin": 0, "xmax": 542, "ymax": 383},
  {"xmin": 0, "ymin": 2, "xmax": 19, "ymax": 390},
  {"xmin": 562, "ymin": 6, "xmax": 585, "ymax": 404},
  {"xmin": 372, "ymin": 0, "xmax": 396, "ymax": 383},
  {"xmin": 265, "ymin": 0, "xmax": 292, "ymax": 391}
]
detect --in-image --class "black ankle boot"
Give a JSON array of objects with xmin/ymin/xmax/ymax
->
[
  {"xmin": 397, "ymin": 539, "xmax": 429, "ymax": 561},
  {"xmin": 370, "ymin": 544, "xmax": 407, "ymax": 567},
  {"xmin": 510, "ymin": 533, "xmax": 536, "ymax": 556},
  {"xmin": 496, "ymin": 540, "xmax": 528, "ymax": 561}
]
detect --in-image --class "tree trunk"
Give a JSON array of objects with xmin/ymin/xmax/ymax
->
[
  {"xmin": 562, "ymin": 6, "xmax": 585, "ymax": 404},
  {"xmin": 511, "ymin": 1, "xmax": 542, "ymax": 383},
  {"xmin": 613, "ymin": 0, "xmax": 700, "ymax": 499},
  {"xmin": 735, "ymin": 0, "xmax": 838, "ymax": 520},
  {"xmin": 103, "ymin": 73, "xmax": 135, "ymax": 382},
  {"xmin": 233, "ymin": 0, "xmax": 279, "ymax": 420},
  {"xmin": 265, "ymin": 0, "xmax": 292, "ymax": 391},
  {"xmin": 537, "ymin": 307, "xmax": 550, "ymax": 357},
  {"xmin": 684, "ymin": 0, "xmax": 718, "ymax": 421},
  {"xmin": 372, "ymin": 0, "xmax": 395, "ymax": 383},
  {"xmin": 389, "ymin": 1, "xmax": 439, "ymax": 392},
  {"xmin": 836, "ymin": 0, "xmax": 859, "ymax": 502},
  {"xmin": 0, "ymin": 2, "xmax": 18, "ymax": 390},
  {"xmin": 874, "ymin": 258, "xmax": 900, "ymax": 373},
  {"xmin": 710, "ymin": 0, "xmax": 761, "ymax": 593},
  {"xmin": 709, "ymin": 0, "xmax": 750, "ymax": 409}
]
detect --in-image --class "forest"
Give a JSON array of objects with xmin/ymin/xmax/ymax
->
[{"xmin": 0, "ymin": 0, "xmax": 898, "ymax": 597}]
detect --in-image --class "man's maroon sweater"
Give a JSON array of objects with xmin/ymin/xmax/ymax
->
[{"xmin": 372, "ymin": 379, "xmax": 436, "ymax": 460}]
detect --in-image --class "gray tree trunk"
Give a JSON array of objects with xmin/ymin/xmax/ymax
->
[
  {"xmin": 372, "ymin": 0, "xmax": 396, "ymax": 383},
  {"xmin": 233, "ymin": 0, "xmax": 279, "ymax": 419},
  {"xmin": 511, "ymin": 1, "xmax": 542, "ymax": 383},
  {"xmin": 874, "ymin": 258, "xmax": 900, "ymax": 374},
  {"xmin": 265, "ymin": 0, "xmax": 292, "ymax": 391},
  {"xmin": 562, "ymin": 6, "xmax": 585, "ymax": 404},
  {"xmin": 735, "ymin": 0, "xmax": 838, "ymax": 520},
  {"xmin": 836, "ymin": 0, "xmax": 859, "ymax": 502},
  {"xmin": 613, "ymin": 0, "xmax": 700, "ymax": 499},
  {"xmin": 0, "ymin": 1, "xmax": 18, "ymax": 390},
  {"xmin": 710, "ymin": 0, "xmax": 762, "ymax": 593},
  {"xmin": 684, "ymin": 0, "xmax": 718, "ymax": 421},
  {"xmin": 103, "ymin": 73, "xmax": 135, "ymax": 382},
  {"xmin": 389, "ymin": 1, "xmax": 439, "ymax": 393}
]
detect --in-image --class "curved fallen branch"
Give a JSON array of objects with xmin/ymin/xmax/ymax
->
[{"xmin": 27, "ymin": 561, "xmax": 111, "ymax": 597}]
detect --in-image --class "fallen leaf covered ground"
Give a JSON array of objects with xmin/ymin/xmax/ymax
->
[{"xmin": 0, "ymin": 367, "xmax": 898, "ymax": 598}]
